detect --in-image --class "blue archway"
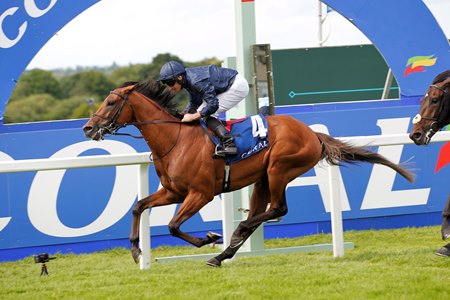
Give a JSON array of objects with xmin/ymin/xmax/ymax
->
[
  {"xmin": 324, "ymin": 0, "xmax": 450, "ymax": 99},
  {"xmin": 0, "ymin": 0, "xmax": 100, "ymax": 125},
  {"xmin": 0, "ymin": 0, "xmax": 449, "ymax": 124}
]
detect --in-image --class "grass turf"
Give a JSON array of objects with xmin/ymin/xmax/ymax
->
[{"xmin": 0, "ymin": 226, "xmax": 448, "ymax": 299}]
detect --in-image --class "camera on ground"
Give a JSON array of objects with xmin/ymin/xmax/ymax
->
[{"xmin": 33, "ymin": 253, "xmax": 55, "ymax": 263}]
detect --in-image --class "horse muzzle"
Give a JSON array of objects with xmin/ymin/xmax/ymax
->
[
  {"xmin": 409, "ymin": 114, "xmax": 441, "ymax": 145},
  {"xmin": 82, "ymin": 123, "xmax": 104, "ymax": 141},
  {"xmin": 409, "ymin": 126, "xmax": 438, "ymax": 145},
  {"xmin": 409, "ymin": 131, "xmax": 429, "ymax": 145}
]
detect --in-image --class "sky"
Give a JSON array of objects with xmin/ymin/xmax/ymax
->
[{"xmin": 27, "ymin": 0, "xmax": 450, "ymax": 70}]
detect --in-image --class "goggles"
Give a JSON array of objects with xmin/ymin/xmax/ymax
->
[{"xmin": 162, "ymin": 79, "xmax": 176, "ymax": 87}]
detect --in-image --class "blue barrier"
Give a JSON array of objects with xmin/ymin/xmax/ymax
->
[{"xmin": 1, "ymin": 101, "xmax": 449, "ymax": 262}]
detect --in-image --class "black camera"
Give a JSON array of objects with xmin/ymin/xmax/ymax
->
[{"xmin": 34, "ymin": 253, "xmax": 55, "ymax": 263}]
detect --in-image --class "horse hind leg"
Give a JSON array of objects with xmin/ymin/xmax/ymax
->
[
  {"xmin": 207, "ymin": 176, "xmax": 285, "ymax": 267},
  {"xmin": 207, "ymin": 206, "xmax": 287, "ymax": 267}
]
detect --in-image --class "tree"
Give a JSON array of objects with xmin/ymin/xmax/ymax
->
[
  {"xmin": 10, "ymin": 69, "xmax": 62, "ymax": 101},
  {"xmin": 151, "ymin": 53, "xmax": 182, "ymax": 67},
  {"xmin": 4, "ymin": 94, "xmax": 57, "ymax": 123},
  {"xmin": 109, "ymin": 64, "xmax": 149, "ymax": 87},
  {"xmin": 48, "ymin": 96, "xmax": 98, "ymax": 120},
  {"xmin": 60, "ymin": 70, "xmax": 115, "ymax": 100},
  {"xmin": 5, "ymin": 53, "xmax": 223, "ymax": 123}
]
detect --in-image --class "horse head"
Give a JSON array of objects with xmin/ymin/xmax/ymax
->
[
  {"xmin": 83, "ymin": 85, "xmax": 136, "ymax": 141},
  {"xmin": 83, "ymin": 79, "xmax": 181, "ymax": 141},
  {"xmin": 409, "ymin": 71, "xmax": 450, "ymax": 145}
]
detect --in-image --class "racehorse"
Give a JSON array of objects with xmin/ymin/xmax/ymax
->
[
  {"xmin": 83, "ymin": 78, "xmax": 414, "ymax": 267},
  {"xmin": 409, "ymin": 69, "xmax": 450, "ymax": 257}
]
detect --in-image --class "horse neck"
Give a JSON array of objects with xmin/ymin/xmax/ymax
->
[{"xmin": 130, "ymin": 92, "xmax": 182, "ymax": 157}]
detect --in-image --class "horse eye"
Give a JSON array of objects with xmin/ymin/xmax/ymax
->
[
  {"xmin": 106, "ymin": 101, "xmax": 115, "ymax": 106},
  {"xmin": 430, "ymin": 97, "xmax": 439, "ymax": 104}
]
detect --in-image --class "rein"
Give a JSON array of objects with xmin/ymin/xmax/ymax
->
[
  {"xmin": 111, "ymin": 119, "xmax": 182, "ymax": 139},
  {"xmin": 94, "ymin": 90, "xmax": 183, "ymax": 160}
]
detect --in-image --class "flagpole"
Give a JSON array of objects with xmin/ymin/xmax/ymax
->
[
  {"xmin": 318, "ymin": 1, "xmax": 323, "ymax": 46},
  {"xmin": 318, "ymin": 1, "xmax": 330, "ymax": 47}
]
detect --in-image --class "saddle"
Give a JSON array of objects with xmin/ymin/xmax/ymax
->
[{"xmin": 203, "ymin": 114, "xmax": 270, "ymax": 164}]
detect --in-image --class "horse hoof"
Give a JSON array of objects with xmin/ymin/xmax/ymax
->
[
  {"xmin": 444, "ymin": 232, "xmax": 450, "ymax": 240},
  {"xmin": 206, "ymin": 257, "xmax": 221, "ymax": 267},
  {"xmin": 435, "ymin": 245, "xmax": 450, "ymax": 257},
  {"xmin": 207, "ymin": 231, "xmax": 222, "ymax": 243},
  {"xmin": 131, "ymin": 248, "xmax": 142, "ymax": 264}
]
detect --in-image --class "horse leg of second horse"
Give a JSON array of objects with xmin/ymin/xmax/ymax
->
[
  {"xmin": 441, "ymin": 194, "xmax": 450, "ymax": 240},
  {"xmin": 435, "ymin": 242, "xmax": 450, "ymax": 257}
]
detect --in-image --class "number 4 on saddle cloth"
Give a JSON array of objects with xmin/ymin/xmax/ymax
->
[{"xmin": 202, "ymin": 114, "xmax": 270, "ymax": 164}]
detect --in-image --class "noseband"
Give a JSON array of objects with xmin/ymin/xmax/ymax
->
[
  {"xmin": 412, "ymin": 84, "xmax": 449, "ymax": 142},
  {"xmin": 92, "ymin": 91, "xmax": 129, "ymax": 138}
]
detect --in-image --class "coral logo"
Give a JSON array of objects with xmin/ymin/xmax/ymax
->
[
  {"xmin": 0, "ymin": 0, "xmax": 59, "ymax": 49},
  {"xmin": 404, "ymin": 55, "xmax": 437, "ymax": 77},
  {"xmin": 435, "ymin": 127, "xmax": 450, "ymax": 173}
]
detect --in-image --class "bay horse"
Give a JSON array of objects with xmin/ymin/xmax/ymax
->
[
  {"xmin": 83, "ymin": 79, "xmax": 414, "ymax": 267},
  {"xmin": 409, "ymin": 69, "xmax": 450, "ymax": 257}
]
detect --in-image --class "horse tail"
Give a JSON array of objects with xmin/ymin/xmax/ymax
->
[{"xmin": 315, "ymin": 132, "xmax": 415, "ymax": 183}]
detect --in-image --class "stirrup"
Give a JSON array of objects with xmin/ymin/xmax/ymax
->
[{"xmin": 213, "ymin": 144, "xmax": 237, "ymax": 158}]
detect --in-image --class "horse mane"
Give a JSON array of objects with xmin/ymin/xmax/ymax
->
[
  {"xmin": 432, "ymin": 70, "xmax": 450, "ymax": 84},
  {"xmin": 119, "ymin": 79, "xmax": 183, "ymax": 119}
]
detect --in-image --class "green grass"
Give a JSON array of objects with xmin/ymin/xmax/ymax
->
[{"xmin": 0, "ymin": 226, "xmax": 449, "ymax": 300}]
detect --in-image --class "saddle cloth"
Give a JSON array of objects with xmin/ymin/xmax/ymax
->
[{"xmin": 204, "ymin": 114, "xmax": 270, "ymax": 164}]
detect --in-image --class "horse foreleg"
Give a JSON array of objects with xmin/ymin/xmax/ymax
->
[
  {"xmin": 129, "ymin": 188, "xmax": 182, "ymax": 263},
  {"xmin": 167, "ymin": 191, "xmax": 219, "ymax": 247}
]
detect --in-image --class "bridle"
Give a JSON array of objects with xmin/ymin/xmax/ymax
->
[
  {"xmin": 92, "ymin": 90, "xmax": 182, "ymax": 160},
  {"xmin": 412, "ymin": 84, "xmax": 449, "ymax": 143},
  {"xmin": 92, "ymin": 91, "xmax": 130, "ymax": 137}
]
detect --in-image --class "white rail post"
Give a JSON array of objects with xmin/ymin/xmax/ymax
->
[
  {"xmin": 328, "ymin": 164, "xmax": 345, "ymax": 257},
  {"xmin": 138, "ymin": 163, "xmax": 150, "ymax": 270},
  {"xmin": 221, "ymin": 192, "xmax": 234, "ymax": 249}
]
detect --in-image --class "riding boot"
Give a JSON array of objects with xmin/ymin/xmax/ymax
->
[
  {"xmin": 441, "ymin": 195, "xmax": 450, "ymax": 240},
  {"xmin": 205, "ymin": 117, "xmax": 237, "ymax": 157}
]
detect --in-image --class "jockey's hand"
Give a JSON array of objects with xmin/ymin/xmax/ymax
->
[{"xmin": 181, "ymin": 112, "xmax": 201, "ymax": 122}]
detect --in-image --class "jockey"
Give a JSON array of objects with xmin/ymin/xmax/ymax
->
[{"xmin": 159, "ymin": 61, "xmax": 249, "ymax": 157}]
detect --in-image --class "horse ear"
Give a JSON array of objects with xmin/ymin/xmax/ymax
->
[
  {"xmin": 439, "ymin": 78, "xmax": 450, "ymax": 89},
  {"xmin": 121, "ymin": 85, "xmax": 136, "ymax": 94}
]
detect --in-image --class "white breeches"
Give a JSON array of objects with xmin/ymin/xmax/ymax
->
[{"xmin": 197, "ymin": 74, "xmax": 249, "ymax": 117}]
